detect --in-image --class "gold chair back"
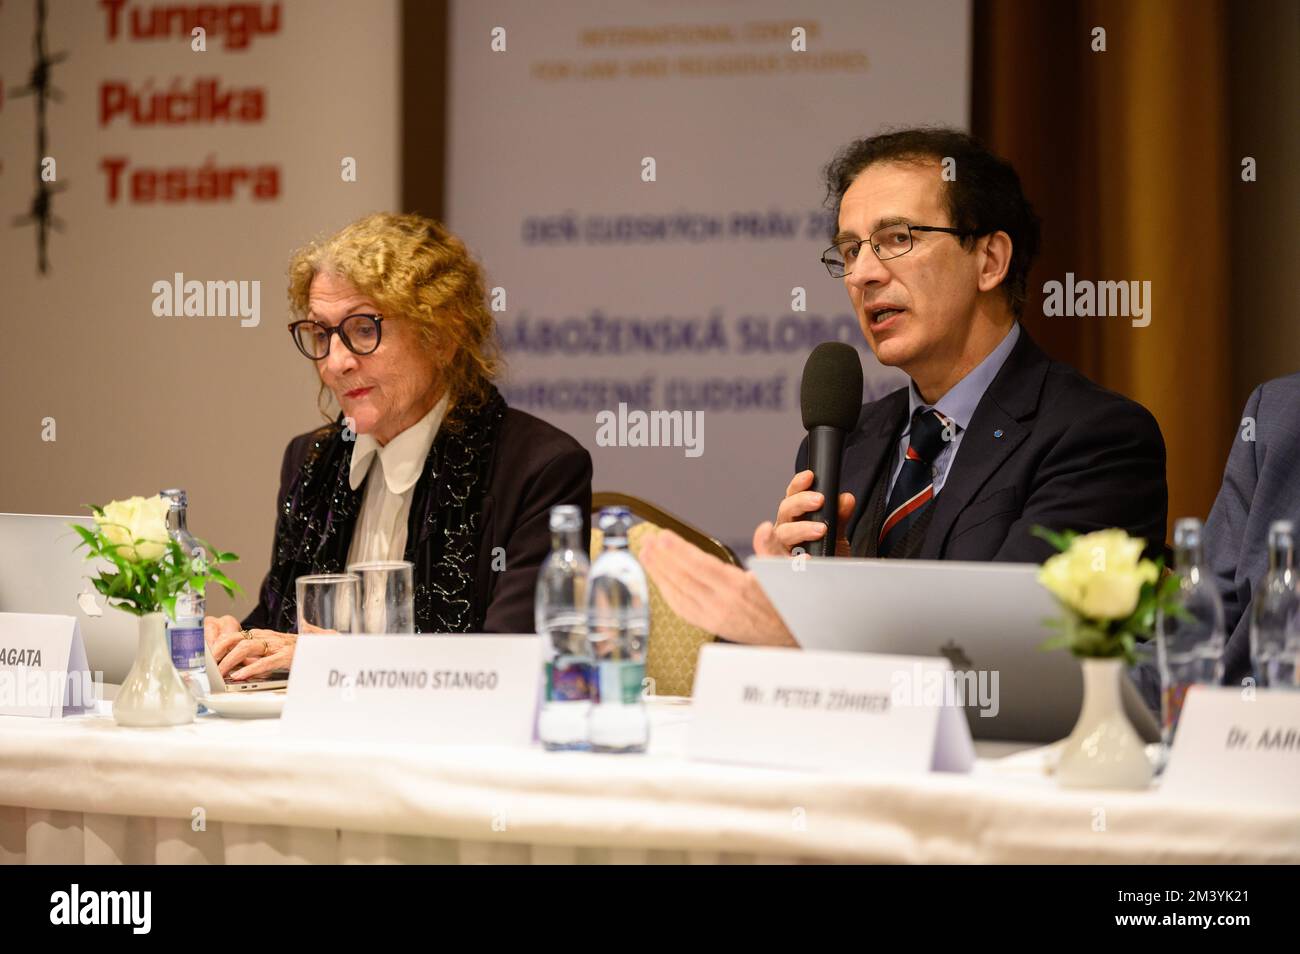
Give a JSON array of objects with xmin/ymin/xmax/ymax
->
[{"xmin": 590, "ymin": 492, "xmax": 739, "ymax": 697}]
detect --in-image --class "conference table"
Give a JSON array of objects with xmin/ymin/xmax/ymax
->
[{"xmin": 2, "ymin": 695, "xmax": 1296, "ymax": 865}]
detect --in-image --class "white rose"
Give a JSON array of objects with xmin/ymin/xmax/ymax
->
[
  {"xmin": 1037, "ymin": 551, "xmax": 1084, "ymax": 609},
  {"xmin": 96, "ymin": 495, "xmax": 170, "ymax": 563},
  {"xmin": 1037, "ymin": 528, "xmax": 1157, "ymax": 621}
]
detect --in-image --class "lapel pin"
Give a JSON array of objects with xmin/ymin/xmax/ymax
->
[{"xmin": 993, "ymin": 429, "xmax": 1004, "ymax": 439}]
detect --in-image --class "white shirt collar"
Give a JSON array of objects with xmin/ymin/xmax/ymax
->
[{"xmin": 347, "ymin": 394, "xmax": 449, "ymax": 494}]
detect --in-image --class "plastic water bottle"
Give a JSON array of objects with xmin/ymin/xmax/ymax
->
[
  {"xmin": 1249, "ymin": 520, "xmax": 1300, "ymax": 689},
  {"xmin": 535, "ymin": 505, "xmax": 592, "ymax": 750},
  {"xmin": 160, "ymin": 489, "xmax": 208, "ymax": 703},
  {"xmin": 1156, "ymin": 517, "xmax": 1226, "ymax": 743},
  {"xmin": 586, "ymin": 507, "xmax": 650, "ymax": 753}
]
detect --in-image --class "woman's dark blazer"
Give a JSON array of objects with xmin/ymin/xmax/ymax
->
[{"xmin": 241, "ymin": 401, "xmax": 592, "ymax": 635}]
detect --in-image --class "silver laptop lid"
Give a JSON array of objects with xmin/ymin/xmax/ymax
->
[
  {"xmin": 0, "ymin": 512, "xmax": 139, "ymax": 684},
  {"xmin": 749, "ymin": 556, "xmax": 1159, "ymax": 745}
]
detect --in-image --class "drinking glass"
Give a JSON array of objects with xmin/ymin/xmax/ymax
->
[
  {"xmin": 295, "ymin": 573, "xmax": 361, "ymax": 634},
  {"xmin": 347, "ymin": 560, "xmax": 415, "ymax": 634}
]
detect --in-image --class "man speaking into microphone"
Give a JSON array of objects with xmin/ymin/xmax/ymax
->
[{"xmin": 640, "ymin": 127, "xmax": 1168, "ymax": 645}]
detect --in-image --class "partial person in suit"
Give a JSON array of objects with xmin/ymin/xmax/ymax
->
[
  {"xmin": 641, "ymin": 127, "xmax": 1167, "ymax": 645},
  {"xmin": 205, "ymin": 213, "xmax": 592, "ymax": 679},
  {"xmin": 1203, "ymin": 373, "xmax": 1300, "ymax": 688}
]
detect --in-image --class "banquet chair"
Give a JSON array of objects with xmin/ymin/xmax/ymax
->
[{"xmin": 589, "ymin": 492, "xmax": 741, "ymax": 697}]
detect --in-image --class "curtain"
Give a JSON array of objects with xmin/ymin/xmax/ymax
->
[{"xmin": 973, "ymin": 0, "xmax": 1233, "ymax": 543}]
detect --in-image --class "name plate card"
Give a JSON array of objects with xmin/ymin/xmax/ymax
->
[
  {"xmin": 280, "ymin": 634, "xmax": 545, "ymax": 746},
  {"xmin": 688, "ymin": 644, "xmax": 974, "ymax": 774},
  {"xmin": 1160, "ymin": 685, "xmax": 1300, "ymax": 808},
  {"xmin": 0, "ymin": 613, "xmax": 93, "ymax": 719}
]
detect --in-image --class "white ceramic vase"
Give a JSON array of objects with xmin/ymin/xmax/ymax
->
[
  {"xmin": 112, "ymin": 611, "xmax": 196, "ymax": 727},
  {"xmin": 1057, "ymin": 657, "xmax": 1152, "ymax": 790}
]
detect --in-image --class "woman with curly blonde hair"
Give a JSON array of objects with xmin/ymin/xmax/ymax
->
[{"xmin": 208, "ymin": 213, "xmax": 591, "ymax": 679}]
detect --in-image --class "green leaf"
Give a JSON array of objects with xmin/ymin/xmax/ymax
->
[
  {"xmin": 67, "ymin": 513, "xmax": 241, "ymax": 615},
  {"xmin": 208, "ymin": 567, "xmax": 240, "ymax": 590},
  {"xmin": 1157, "ymin": 573, "xmax": 1183, "ymax": 604}
]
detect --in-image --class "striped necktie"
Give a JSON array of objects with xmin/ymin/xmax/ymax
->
[{"xmin": 878, "ymin": 407, "xmax": 952, "ymax": 557}]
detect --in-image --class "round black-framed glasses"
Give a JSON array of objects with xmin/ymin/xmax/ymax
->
[
  {"xmin": 820, "ymin": 223, "xmax": 972, "ymax": 277},
  {"xmin": 287, "ymin": 313, "xmax": 385, "ymax": 360}
]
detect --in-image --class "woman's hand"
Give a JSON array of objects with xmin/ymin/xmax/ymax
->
[
  {"xmin": 221, "ymin": 630, "xmax": 295, "ymax": 681},
  {"xmin": 204, "ymin": 615, "xmax": 243, "ymax": 661},
  {"xmin": 203, "ymin": 615, "xmax": 297, "ymax": 681}
]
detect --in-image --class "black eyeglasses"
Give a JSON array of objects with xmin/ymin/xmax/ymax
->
[
  {"xmin": 288, "ymin": 313, "xmax": 385, "ymax": 360},
  {"xmin": 821, "ymin": 223, "xmax": 972, "ymax": 277}
]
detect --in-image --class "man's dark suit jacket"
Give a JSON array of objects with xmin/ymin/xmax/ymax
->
[
  {"xmin": 242, "ymin": 407, "xmax": 592, "ymax": 635},
  {"xmin": 796, "ymin": 328, "xmax": 1169, "ymax": 563},
  {"xmin": 1203, "ymin": 372, "xmax": 1300, "ymax": 687}
]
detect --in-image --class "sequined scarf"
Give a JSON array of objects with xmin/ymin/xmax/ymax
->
[{"xmin": 259, "ymin": 386, "xmax": 507, "ymax": 634}]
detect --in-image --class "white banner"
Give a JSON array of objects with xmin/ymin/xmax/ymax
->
[{"xmin": 448, "ymin": 0, "xmax": 970, "ymax": 551}]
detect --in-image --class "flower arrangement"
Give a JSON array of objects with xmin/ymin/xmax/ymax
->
[
  {"xmin": 1034, "ymin": 526, "xmax": 1183, "ymax": 665},
  {"xmin": 70, "ymin": 495, "xmax": 240, "ymax": 618}
]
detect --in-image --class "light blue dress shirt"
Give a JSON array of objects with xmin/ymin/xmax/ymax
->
[{"xmin": 886, "ymin": 322, "xmax": 1021, "ymax": 500}]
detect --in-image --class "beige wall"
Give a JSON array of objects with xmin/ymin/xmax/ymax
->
[{"xmin": 0, "ymin": 0, "xmax": 400, "ymax": 619}]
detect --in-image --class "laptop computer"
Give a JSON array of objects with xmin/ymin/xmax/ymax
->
[
  {"xmin": 0, "ymin": 512, "xmax": 287, "ymax": 692},
  {"xmin": 0, "ymin": 513, "xmax": 139, "ymax": 683},
  {"xmin": 749, "ymin": 556, "xmax": 1161, "ymax": 744},
  {"xmin": 203, "ymin": 639, "xmax": 289, "ymax": 693}
]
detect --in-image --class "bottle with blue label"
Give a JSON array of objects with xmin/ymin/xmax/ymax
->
[
  {"xmin": 586, "ymin": 506, "xmax": 650, "ymax": 753},
  {"xmin": 535, "ymin": 504, "xmax": 592, "ymax": 750},
  {"xmin": 160, "ymin": 489, "xmax": 207, "ymax": 705}
]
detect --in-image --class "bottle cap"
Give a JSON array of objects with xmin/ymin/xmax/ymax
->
[
  {"xmin": 160, "ymin": 488, "xmax": 188, "ymax": 509},
  {"xmin": 549, "ymin": 504, "xmax": 582, "ymax": 533}
]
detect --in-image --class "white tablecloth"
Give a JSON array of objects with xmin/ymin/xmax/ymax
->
[{"xmin": 1, "ymin": 700, "xmax": 1297, "ymax": 864}]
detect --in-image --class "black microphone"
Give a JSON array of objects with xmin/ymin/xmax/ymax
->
[{"xmin": 799, "ymin": 342, "xmax": 863, "ymax": 557}]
